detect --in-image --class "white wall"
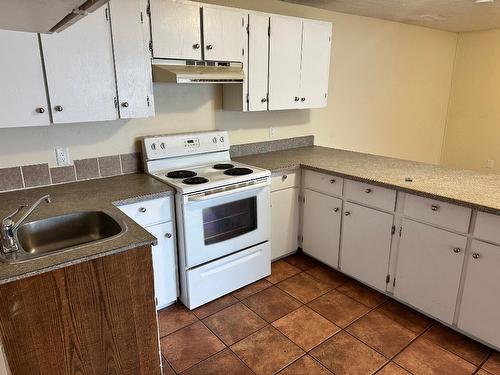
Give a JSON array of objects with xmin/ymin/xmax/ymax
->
[{"xmin": 0, "ymin": 0, "xmax": 458, "ymax": 168}]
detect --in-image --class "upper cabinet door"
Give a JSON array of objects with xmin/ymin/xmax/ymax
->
[
  {"xmin": 268, "ymin": 16, "xmax": 302, "ymax": 111},
  {"xmin": 248, "ymin": 13, "xmax": 270, "ymax": 112},
  {"xmin": 299, "ymin": 21, "xmax": 332, "ymax": 109},
  {"xmin": 40, "ymin": 7, "xmax": 118, "ymax": 124},
  {"xmin": 150, "ymin": 0, "xmax": 202, "ymax": 60},
  {"xmin": 109, "ymin": 0, "xmax": 154, "ymax": 119},
  {"xmin": 0, "ymin": 30, "xmax": 50, "ymax": 128},
  {"xmin": 202, "ymin": 7, "xmax": 246, "ymax": 62}
]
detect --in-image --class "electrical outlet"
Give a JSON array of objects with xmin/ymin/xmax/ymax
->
[
  {"xmin": 269, "ymin": 127, "xmax": 276, "ymax": 138},
  {"xmin": 55, "ymin": 147, "xmax": 71, "ymax": 167},
  {"xmin": 487, "ymin": 159, "xmax": 495, "ymax": 169}
]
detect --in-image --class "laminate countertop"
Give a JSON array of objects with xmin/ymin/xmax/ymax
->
[
  {"xmin": 0, "ymin": 174, "xmax": 174, "ymax": 285},
  {"xmin": 236, "ymin": 146, "xmax": 500, "ymax": 215}
]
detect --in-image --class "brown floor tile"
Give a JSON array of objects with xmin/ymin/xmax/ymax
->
[
  {"xmin": 483, "ymin": 352, "xmax": 500, "ymax": 375},
  {"xmin": 272, "ymin": 306, "xmax": 340, "ymax": 351},
  {"xmin": 162, "ymin": 355, "xmax": 176, "ymax": 375},
  {"xmin": 308, "ymin": 290, "xmax": 371, "ymax": 328},
  {"xmin": 242, "ymin": 286, "xmax": 302, "ymax": 323},
  {"xmin": 376, "ymin": 362, "xmax": 411, "ymax": 375},
  {"xmin": 158, "ymin": 303, "xmax": 198, "ymax": 337},
  {"xmin": 193, "ymin": 294, "xmax": 238, "ymax": 319},
  {"xmin": 233, "ymin": 279, "xmax": 273, "ymax": 300},
  {"xmin": 310, "ymin": 331, "xmax": 387, "ymax": 375},
  {"xmin": 230, "ymin": 325, "xmax": 304, "ymax": 375},
  {"xmin": 181, "ymin": 348, "xmax": 254, "ymax": 375},
  {"xmin": 160, "ymin": 321, "xmax": 226, "ymax": 373},
  {"xmin": 266, "ymin": 260, "xmax": 301, "ymax": 284},
  {"xmin": 346, "ymin": 311, "xmax": 417, "ymax": 358},
  {"xmin": 278, "ymin": 355, "xmax": 333, "ymax": 375},
  {"xmin": 203, "ymin": 302, "xmax": 267, "ymax": 345},
  {"xmin": 478, "ymin": 370, "xmax": 493, "ymax": 375},
  {"xmin": 376, "ymin": 299, "xmax": 433, "ymax": 334},
  {"xmin": 306, "ymin": 265, "xmax": 350, "ymax": 288},
  {"xmin": 422, "ymin": 324, "xmax": 490, "ymax": 366},
  {"xmin": 277, "ymin": 272, "xmax": 332, "ymax": 303},
  {"xmin": 282, "ymin": 252, "xmax": 320, "ymax": 271},
  {"xmin": 394, "ymin": 338, "xmax": 477, "ymax": 375},
  {"xmin": 337, "ymin": 280, "xmax": 388, "ymax": 308}
]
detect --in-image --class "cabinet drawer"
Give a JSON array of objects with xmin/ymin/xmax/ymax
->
[
  {"xmin": 303, "ymin": 169, "xmax": 343, "ymax": 197},
  {"xmin": 117, "ymin": 196, "xmax": 172, "ymax": 227},
  {"xmin": 404, "ymin": 194, "xmax": 471, "ymax": 233},
  {"xmin": 474, "ymin": 211, "xmax": 500, "ymax": 245},
  {"xmin": 344, "ymin": 179, "xmax": 396, "ymax": 212},
  {"xmin": 271, "ymin": 170, "xmax": 300, "ymax": 192}
]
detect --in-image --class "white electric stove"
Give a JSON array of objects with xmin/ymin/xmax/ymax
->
[{"xmin": 142, "ymin": 131, "xmax": 271, "ymax": 309}]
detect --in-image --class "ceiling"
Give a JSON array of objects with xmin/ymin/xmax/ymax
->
[{"xmin": 280, "ymin": 0, "xmax": 500, "ymax": 32}]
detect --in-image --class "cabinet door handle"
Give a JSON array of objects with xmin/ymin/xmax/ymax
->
[
  {"xmin": 193, "ymin": 43, "xmax": 200, "ymax": 49},
  {"xmin": 344, "ymin": 211, "xmax": 351, "ymax": 216},
  {"xmin": 330, "ymin": 179, "xmax": 336, "ymax": 184},
  {"xmin": 54, "ymin": 105, "xmax": 63, "ymax": 112},
  {"xmin": 333, "ymin": 207, "xmax": 340, "ymax": 212},
  {"xmin": 165, "ymin": 233, "xmax": 172, "ymax": 238},
  {"xmin": 139, "ymin": 207, "xmax": 147, "ymax": 213},
  {"xmin": 206, "ymin": 44, "xmax": 213, "ymax": 50},
  {"xmin": 472, "ymin": 253, "xmax": 480, "ymax": 259},
  {"xmin": 35, "ymin": 107, "xmax": 45, "ymax": 114},
  {"xmin": 365, "ymin": 188, "xmax": 372, "ymax": 194},
  {"xmin": 431, "ymin": 205, "xmax": 439, "ymax": 211},
  {"xmin": 453, "ymin": 247, "xmax": 461, "ymax": 254}
]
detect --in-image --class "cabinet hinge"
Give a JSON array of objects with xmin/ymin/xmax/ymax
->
[
  {"xmin": 242, "ymin": 48, "xmax": 245, "ymax": 56},
  {"xmin": 246, "ymin": 93, "xmax": 249, "ymax": 104},
  {"xmin": 114, "ymin": 97, "xmax": 118, "ymax": 108},
  {"xmin": 391, "ymin": 225, "xmax": 396, "ymax": 235},
  {"xmin": 146, "ymin": 2, "xmax": 151, "ymax": 16},
  {"xmin": 140, "ymin": 11, "xmax": 144, "ymax": 24},
  {"xmin": 399, "ymin": 226, "xmax": 402, "ymax": 237},
  {"xmin": 242, "ymin": 17, "xmax": 245, "ymax": 27},
  {"xmin": 105, "ymin": 7, "xmax": 109, "ymax": 21},
  {"xmin": 147, "ymin": 95, "xmax": 151, "ymax": 107},
  {"xmin": 325, "ymin": 93, "xmax": 327, "ymax": 99},
  {"xmin": 386, "ymin": 274, "xmax": 390, "ymax": 284},
  {"xmin": 268, "ymin": 24, "xmax": 271, "ymax": 37},
  {"xmin": 393, "ymin": 278, "xmax": 396, "ymax": 287},
  {"xmin": 246, "ymin": 23, "xmax": 249, "ymax": 34},
  {"xmin": 149, "ymin": 40, "xmax": 153, "ymax": 53}
]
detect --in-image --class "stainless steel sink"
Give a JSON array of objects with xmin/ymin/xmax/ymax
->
[{"xmin": 1, "ymin": 211, "xmax": 125, "ymax": 263}]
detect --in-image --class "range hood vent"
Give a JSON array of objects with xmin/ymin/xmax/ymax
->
[{"xmin": 152, "ymin": 59, "xmax": 245, "ymax": 84}]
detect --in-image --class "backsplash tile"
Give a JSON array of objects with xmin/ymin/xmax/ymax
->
[
  {"xmin": 121, "ymin": 153, "xmax": 142, "ymax": 174},
  {"xmin": 75, "ymin": 158, "xmax": 100, "ymax": 181},
  {"xmin": 50, "ymin": 166, "xmax": 76, "ymax": 184},
  {"xmin": 98, "ymin": 155, "xmax": 121, "ymax": 177},
  {"xmin": 0, "ymin": 167, "xmax": 24, "ymax": 191},
  {"xmin": 22, "ymin": 164, "xmax": 51, "ymax": 188}
]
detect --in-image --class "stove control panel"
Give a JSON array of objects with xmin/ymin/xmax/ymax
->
[{"xmin": 143, "ymin": 131, "xmax": 230, "ymax": 160}]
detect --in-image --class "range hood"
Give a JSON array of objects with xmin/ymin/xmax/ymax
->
[
  {"xmin": 152, "ymin": 59, "xmax": 245, "ymax": 84},
  {"xmin": 0, "ymin": 0, "xmax": 107, "ymax": 33}
]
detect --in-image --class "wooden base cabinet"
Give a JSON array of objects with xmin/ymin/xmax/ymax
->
[
  {"xmin": 302, "ymin": 189, "xmax": 342, "ymax": 268},
  {"xmin": 458, "ymin": 240, "xmax": 500, "ymax": 348},
  {"xmin": 340, "ymin": 202, "xmax": 393, "ymax": 291},
  {"xmin": 271, "ymin": 187, "xmax": 300, "ymax": 260},
  {"xmin": 394, "ymin": 219, "xmax": 467, "ymax": 324}
]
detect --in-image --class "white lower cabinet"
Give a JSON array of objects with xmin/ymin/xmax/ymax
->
[
  {"xmin": 458, "ymin": 240, "xmax": 500, "ymax": 347},
  {"xmin": 340, "ymin": 202, "xmax": 394, "ymax": 291},
  {"xmin": 395, "ymin": 219, "xmax": 467, "ymax": 324},
  {"xmin": 302, "ymin": 189, "xmax": 342, "ymax": 268},
  {"xmin": 270, "ymin": 187, "xmax": 299, "ymax": 260}
]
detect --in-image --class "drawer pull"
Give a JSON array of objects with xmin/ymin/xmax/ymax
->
[
  {"xmin": 330, "ymin": 179, "xmax": 336, "ymax": 184},
  {"xmin": 431, "ymin": 205, "xmax": 439, "ymax": 211},
  {"xmin": 282, "ymin": 175, "xmax": 288, "ymax": 181},
  {"xmin": 365, "ymin": 188, "xmax": 372, "ymax": 194},
  {"xmin": 344, "ymin": 211, "xmax": 351, "ymax": 216},
  {"xmin": 165, "ymin": 233, "xmax": 172, "ymax": 238},
  {"xmin": 472, "ymin": 253, "xmax": 480, "ymax": 260},
  {"xmin": 139, "ymin": 207, "xmax": 147, "ymax": 213},
  {"xmin": 453, "ymin": 247, "xmax": 461, "ymax": 254},
  {"xmin": 333, "ymin": 207, "xmax": 340, "ymax": 212}
]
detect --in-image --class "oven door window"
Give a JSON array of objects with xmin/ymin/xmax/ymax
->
[{"xmin": 202, "ymin": 197, "xmax": 257, "ymax": 245}]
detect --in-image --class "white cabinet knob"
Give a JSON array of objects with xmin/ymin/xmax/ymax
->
[{"xmin": 139, "ymin": 207, "xmax": 147, "ymax": 213}]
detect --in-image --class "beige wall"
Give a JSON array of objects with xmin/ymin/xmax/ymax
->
[
  {"xmin": 441, "ymin": 29, "xmax": 500, "ymax": 174},
  {"xmin": 0, "ymin": 0, "xmax": 457, "ymax": 168}
]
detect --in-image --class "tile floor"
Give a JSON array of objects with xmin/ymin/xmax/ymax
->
[{"xmin": 158, "ymin": 252, "xmax": 500, "ymax": 375}]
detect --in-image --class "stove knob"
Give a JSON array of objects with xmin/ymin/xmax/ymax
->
[
  {"xmin": 151, "ymin": 143, "xmax": 157, "ymax": 150},
  {"xmin": 160, "ymin": 142, "xmax": 166, "ymax": 149},
  {"xmin": 213, "ymin": 137, "xmax": 217, "ymax": 143},
  {"xmin": 220, "ymin": 136, "xmax": 225, "ymax": 143}
]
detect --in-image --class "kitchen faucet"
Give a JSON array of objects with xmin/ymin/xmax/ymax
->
[{"xmin": 1, "ymin": 195, "xmax": 51, "ymax": 254}]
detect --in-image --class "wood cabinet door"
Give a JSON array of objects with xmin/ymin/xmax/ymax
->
[
  {"xmin": 302, "ymin": 189, "xmax": 342, "ymax": 268},
  {"xmin": 248, "ymin": 13, "xmax": 270, "ymax": 112},
  {"xmin": 145, "ymin": 222, "xmax": 178, "ymax": 310},
  {"xmin": 109, "ymin": 0, "xmax": 154, "ymax": 119},
  {"xmin": 340, "ymin": 202, "xmax": 393, "ymax": 291},
  {"xmin": 0, "ymin": 30, "xmax": 50, "ymax": 128},
  {"xmin": 271, "ymin": 187, "xmax": 300, "ymax": 260},
  {"xmin": 268, "ymin": 16, "xmax": 302, "ymax": 110},
  {"xmin": 150, "ymin": 0, "xmax": 202, "ymax": 60},
  {"xmin": 202, "ymin": 6, "xmax": 246, "ymax": 62},
  {"xmin": 40, "ymin": 6, "xmax": 118, "ymax": 124},
  {"xmin": 458, "ymin": 240, "xmax": 500, "ymax": 348},
  {"xmin": 298, "ymin": 21, "xmax": 332, "ymax": 109},
  {"xmin": 395, "ymin": 219, "xmax": 467, "ymax": 324}
]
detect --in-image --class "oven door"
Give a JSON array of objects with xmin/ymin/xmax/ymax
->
[{"xmin": 181, "ymin": 181, "xmax": 271, "ymax": 268}]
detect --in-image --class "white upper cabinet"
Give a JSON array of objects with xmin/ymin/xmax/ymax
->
[
  {"xmin": 268, "ymin": 16, "xmax": 303, "ymax": 111},
  {"xmin": 40, "ymin": 7, "xmax": 118, "ymax": 124},
  {"xmin": 248, "ymin": 13, "xmax": 270, "ymax": 112},
  {"xmin": 298, "ymin": 21, "xmax": 332, "ymax": 109},
  {"xmin": 109, "ymin": 0, "xmax": 154, "ymax": 118},
  {"xmin": 150, "ymin": 0, "xmax": 202, "ymax": 60},
  {"xmin": 0, "ymin": 30, "xmax": 50, "ymax": 128},
  {"xmin": 202, "ymin": 7, "xmax": 246, "ymax": 62}
]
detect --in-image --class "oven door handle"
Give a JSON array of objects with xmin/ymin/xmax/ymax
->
[{"xmin": 186, "ymin": 181, "xmax": 269, "ymax": 203}]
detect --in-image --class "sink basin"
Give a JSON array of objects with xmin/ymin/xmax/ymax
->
[{"xmin": 1, "ymin": 211, "xmax": 125, "ymax": 263}]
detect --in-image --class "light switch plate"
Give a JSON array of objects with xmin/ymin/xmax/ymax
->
[{"xmin": 269, "ymin": 127, "xmax": 276, "ymax": 138}]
